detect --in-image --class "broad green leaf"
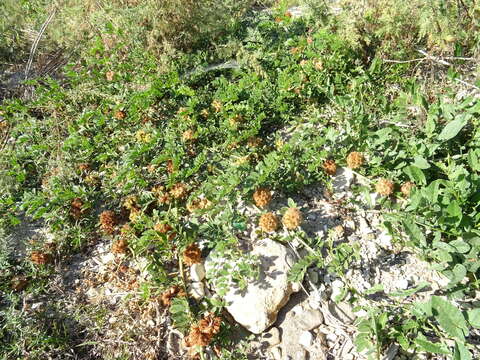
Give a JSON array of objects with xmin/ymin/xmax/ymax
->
[
  {"xmin": 466, "ymin": 309, "xmax": 480, "ymax": 328},
  {"xmin": 449, "ymin": 239, "xmax": 471, "ymax": 253},
  {"xmin": 414, "ymin": 334, "xmax": 450, "ymax": 355},
  {"xmin": 389, "ymin": 281, "xmax": 429, "ymax": 297},
  {"xmin": 404, "ymin": 165, "xmax": 426, "ymax": 185},
  {"xmin": 453, "ymin": 341, "xmax": 472, "ymax": 360},
  {"xmin": 438, "ymin": 118, "xmax": 468, "ymax": 141},
  {"xmin": 413, "ymin": 155, "xmax": 430, "ymax": 169},
  {"xmin": 402, "ymin": 219, "xmax": 427, "ymax": 247},
  {"xmin": 450, "ymin": 264, "xmax": 467, "ymax": 285},
  {"xmin": 432, "ymin": 296, "xmax": 468, "ymax": 340},
  {"xmin": 467, "ymin": 149, "xmax": 480, "ymax": 171}
]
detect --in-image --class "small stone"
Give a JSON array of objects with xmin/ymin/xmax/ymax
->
[
  {"xmin": 108, "ymin": 316, "xmax": 117, "ymax": 324},
  {"xmin": 262, "ymin": 327, "xmax": 281, "ymax": 347},
  {"xmin": 396, "ymin": 279, "xmax": 409, "ymax": 290},
  {"xmin": 190, "ymin": 263, "xmax": 206, "ymax": 282},
  {"xmin": 330, "ymin": 279, "xmax": 344, "ymax": 301},
  {"xmin": 269, "ymin": 346, "xmax": 282, "ymax": 360},
  {"xmin": 189, "ymin": 282, "xmax": 205, "ymax": 300},
  {"xmin": 291, "ymin": 282, "xmax": 302, "ymax": 292},
  {"xmin": 307, "ymin": 269, "xmax": 319, "ymax": 284},
  {"xmin": 308, "ymin": 289, "xmax": 322, "ymax": 310},
  {"xmin": 290, "ymin": 349, "xmax": 307, "ymax": 360},
  {"xmin": 299, "ymin": 331, "xmax": 313, "ymax": 348},
  {"xmin": 295, "ymin": 309, "xmax": 324, "ymax": 330},
  {"xmin": 326, "ymin": 332, "xmax": 337, "ymax": 342}
]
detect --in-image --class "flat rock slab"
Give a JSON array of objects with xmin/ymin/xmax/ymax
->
[{"xmin": 206, "ymin": 238, "xmax": 299, "ymax": 334}]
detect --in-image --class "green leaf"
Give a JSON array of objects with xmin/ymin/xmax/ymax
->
[
  {"xmin": 438, "ymin": 118, "xmax": 468, "ymax": 141},
  {"xmin": 404, "ymin": 165, "xmax": 426, "ymax": 185},
  {"xmin": 453, "ymin": 341, "xmax": 472, "ymax": 360},
  {"xmin": 413, "ymin": 155, "xmax": 430, "ymax": 169},
  {"xmin": 449, "ymin": 239, "xmax": 471, "ymax": 253},
  {"xmin": 449, "ymin": 264, "xmax": 467, "ymax": 285},
  {"xmin": 431, "ymin": 296, "xmax": 468, "ymax": 340},
  {"xmin": 389, "ymin": 281, "xmax": 429, "ymax": 297},
  {"xmin": 466, "ymin": 309, "xmax": 480, "ymax": 328},
  {"xmin": 402, "ymin": 219, "xmax": 427, "ymax": 247},
  {"xmin": 414, "ymin": 334, "xmax": 450, "ymax": 355},
  {"xmin": 467, "ymin": 149, "xmax": 480, "ymax": 171}
]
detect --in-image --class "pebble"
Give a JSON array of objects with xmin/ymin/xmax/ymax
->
[
  {"xmin": 307, "ymin": 269, "xmax": 319, "ymax": 284},
  {"xmin": 190, "ymin": 263, "xmax": 206, "ymax": 282},
  {"xmin": 308, "ymin": 289, "xmax": 322, "ymax": 310},
  {"xmin": 189, "ymin": 282, "xmax": 205, "ymax": 300},
  {"xmin": 263, "ymin": 327, "xmax": 281, "ymax": 347},
  {"xmin": 396, "ymin": 278, "xmax": 409, "ymax": 290},
  {"xmin": 298, "ymin": 331, "xmax": 313, "ymax": 348},
  {"xmin": 330, "ymin": 279, "xmax": 344, "ymax": 301},
  {"xmin": 295, "ymin": 309, "xmax": 324, "ymax": 330},
  {"xmin": 269, "ymin": 346, "xmax": 282, "ymax": 360}
]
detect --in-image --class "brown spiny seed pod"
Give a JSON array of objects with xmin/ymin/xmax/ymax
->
[
  {"xmin": 183, "ymin": 243, "xmax": 202, "ymax": 266},
  {"xmin": 323, "ymin": 159, "xmax": 337, "ymax": 176},
  {"xmin": 106, "ymin": 71, "xmax": 114, "ymax": 81},
  {"xmin": 166, "ymin": 159, "xmax": 174, "ymax": 174},
  {"xmin": 259, "ymin": 213, "xmax": 279, "ymax": 232},
  {"xmin": 123, "ymin": 195, "xmax": 137, "ymax": 210},
  {"xmin": 114, "ymin": 110, "xmax": 126, "ymax": 120},
  {"xmin": 346, "ymin": 151, "xmax": 364, "ymax": 169},
  {"xmin": 197, "ymin": 313, "xmax": 222, "ymax": 336},
  {"xmin": 184, "ymin": 313, "xmax": 222, "ymax": 348},
  {"xmin": 129, "ymin": 208, "xmax": 141, "ymax": 223},
  {"xmin": 154, "ymin": 223, "xmax": 173, "ymax": 234},
  {"xmin": 300, "ymin": 59, "xmax": 309, "ymax": 67},
  {"xmin": 401, "ymin": 182, "xmax": 415, "ymax": 197},
  {"xmin": 170, "ymin": 183, "xmax": 188, "ymax": 199},
  {"xmin": 78, "ymin": 163, "xmax": 90, "ymax": 172},
  {"xmin": 313, "ymin": 59, "xmax": 323, "ymax": 70},
  {"xmin": 376, "ymin": 178, "xmax": 395, "ymax": 196},
  {"xmin": 182, "ymin": 129, "xmax": 195, "ymax": 142},
  {"xmin": 212, "ymin": 100, "xmax": 222, "ymax": 113},
  {"xmin": 253, "ymin": 188, "xmax": 272, "ymax": 208},
  {"xmin": 111, "ymin": 237, "xmax": 129, "ymax": 254},
  {"xmin": 200, "ymin": 109, "xmax": 209, "ymax": 118},
  {"xmin": 70, "ymin": 198, "xmax": 84, "ymax": 219},
  {"xmin": 282, "ymin": 208, "xmax": 302, "ymax": 230},
  {"xmin": 247, "ymin": 136, "xmax": 262, "ymax": 148},
  {"xmin": 30, "ymin": 251, "xmax": 52, "ymax": 265},
  {"xmin": 161, "ymin": 285, "xmax": 186, "ymax": 307},
  {"xmin": 11, "ymin": 275, "xmax": 28, "ymax": 291},
  {"xmin": 99, "ymin": 210, "xmax": 117, "ymax": 234}
]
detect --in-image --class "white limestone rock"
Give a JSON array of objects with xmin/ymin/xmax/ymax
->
[{"xmin": 206, "ymin": 238, "xmax": 299, "ymax": 334}]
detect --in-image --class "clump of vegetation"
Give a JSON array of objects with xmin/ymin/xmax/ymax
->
[{"xmin": 1, "ymin": 0, "xmax": 480, "ymax": 359}]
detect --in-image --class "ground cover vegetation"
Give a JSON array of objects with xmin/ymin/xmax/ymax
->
[{"xmin": 1, "ymin": 0, "xmax": 480, "ymax": 359}]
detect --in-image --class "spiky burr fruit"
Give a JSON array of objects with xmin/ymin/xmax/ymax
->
[
  {"xmin": 184, "ymin": 313, "xmax": 222, "ymax": 348},
  {"xmin": 212, "ymin": 100, "xmax": 222, "ymax": 113},
  {"xmin": 282, "ymin": 207, "xmax": 302, "ymax": 230},
  {"xmin": 111, "ymin": 237, "xmax": 129, "ymax": 254},
  {"xmin": 401, "ymin": 182, "xmax": 415, "ymax": 197},
  {"xmin": 247, "ymin": 136, "xmax": 262, "ymax": 148},
  {"xmin": 166, "ymin": 159, "xmax": 174, "ymax": 174},
  {"xmin": 70, "ymin": 198, "xmax": 84, "ymax": 219},
  {"xmin": 182, "ymin": 129, "xmax": 195, "ymax": 142},
  {"xmin": 253, "ymin": 188, "xmax": 272, "ymax": 208},
  {"xmin": 183, "ymin": 243, "xmax": 202, "ymax": 266},
  {"xmin": 259, "ymin": 213, "xmax": 279, "ymax": 233},
  {"xmin": 30, "ymin": 251, "xmax": 52, "ymax": 265},
  {"xmin": 323, "ymin": 159, "xmax": 337, "ymax": 176},
  {"xmin": 11, "ymin": 275, "xmax": 28, "ymax": 291},
  {"xmin": 114, "ymin": 110, "xmax": 126, "ymax": 120},
  {"xmin": 161, "ymin": 285, "xmax": 186, "ymax": 307},
  {"xmin": 346, "ymin": 151, "xmax": 364, "ymax": 169},
  {"xmin": 376, "ymin": 178, "xmax": 395, "ymax": 196},
  {"xmin": 170, "ymin": 182, "xmax": 188, "ymax": 199},
  {"xmin": 78, "ymin": 163, "xmax": 90, "ymax": 172},
  {"xmin": 99, "ymin": 210, "xmax": 117, "ymax": 234},
  {"xmin": 123, "ymin": 195, "xmax": 137, "ymax": 210}
]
